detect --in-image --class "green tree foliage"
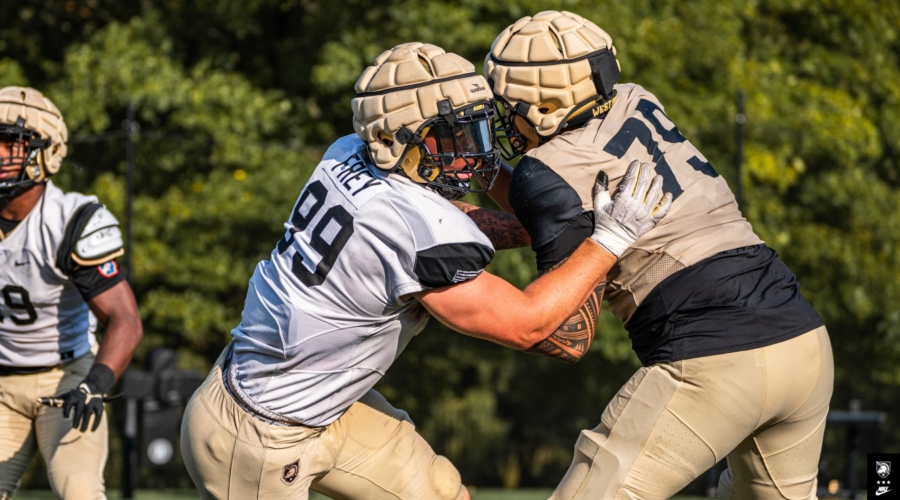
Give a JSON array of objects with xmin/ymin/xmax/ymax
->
[
  {"xmin": 43, "ymin": 15, "xmax": 316, "ymax": 370},
  {"xmin": 1, "ymin": 0, "xmax": 899, "ymax": 489}
]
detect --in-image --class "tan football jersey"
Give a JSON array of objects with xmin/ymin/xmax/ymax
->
[{"xmin": 510, "ymin": 83, "xmax": 762, "ymax": 324}]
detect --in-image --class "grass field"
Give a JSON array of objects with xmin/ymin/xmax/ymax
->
[{"xmin": 13, "ymin": 490, "xmax": 711, "ymax": 500}]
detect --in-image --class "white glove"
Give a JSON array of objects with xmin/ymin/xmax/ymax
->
[{"xmin": 591, "ymin": 160, "xmax": 673, "ymax": 257}]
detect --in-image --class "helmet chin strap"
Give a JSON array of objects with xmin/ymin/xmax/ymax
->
[
  {"xmin": 0, "ymin": 154, "xmax": 43, "ymax": 199},
  {"xmin": 0, "ymin": 180, "xmax": 33, "ymax": 199},
  {"xmin": 428, "ymin": 175, "xmax": 467, "ymax": 200}
]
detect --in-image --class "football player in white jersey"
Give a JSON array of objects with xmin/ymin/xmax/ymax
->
[
  {"xmin": 481, "ymin": 12, "xmax": 833, "ymax": 500},
  {"xmin": 181, "ymin": 43, "xmax": 671, "ymax": 500},
  {"xmin": 0, "ymin": 87, "xmax": 143, "ymax": 500}
]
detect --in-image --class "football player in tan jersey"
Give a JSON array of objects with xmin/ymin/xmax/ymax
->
[
  {"xmin": 477, "ymin": 11, "xmax": 834, "ymax": 500},
  {"xmin": 0, "ymin": 87, "xmax": 143, "ymax": 500}
]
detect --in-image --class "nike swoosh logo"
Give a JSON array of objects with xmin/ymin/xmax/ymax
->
[{"xmin": 877, "ymin": 489, "xmax": 892, "ymax": 496}]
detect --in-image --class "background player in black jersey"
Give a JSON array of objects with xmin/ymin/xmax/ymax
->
[
  {"xmin": 0, "ymin": 86, "xmax": 143, "ymax": 500},
  {"xmin": 468, "ymin": 11, "xmax": 834, "ymax": 500}
]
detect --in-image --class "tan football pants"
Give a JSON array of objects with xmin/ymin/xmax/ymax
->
[
  {"xmin": 551, "ymin": 326, "xmax": 833, "ymax": 500},
  {"xmin": 181, "ymin": 350, "xmax": 468, "ymax": 500},
  {"xmin": 0, "ymin": 351, "xmax": 108, "ymax": 500}
]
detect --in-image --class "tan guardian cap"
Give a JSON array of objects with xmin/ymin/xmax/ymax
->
[
  {"xmin": 351, "ymin": 42, "xmax": 495, "ymax": 180},
  {"xmin": 0, "ymin": 86, "xmax": 68, "ymax": 177},
  {"xmin": 484, "ymin": 11, "xmax": 621, "ymax": 151}
]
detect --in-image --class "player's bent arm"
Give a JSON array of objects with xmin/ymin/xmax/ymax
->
[
  {"xmin": 450, "ymin": 199, "xmax": 530, "ymax": 250},
  {"xmin": 524, "ymin": 260, "xmax": 605, "ymax": 363},
  {"xmin": 89, "ymin": 280, "xmax": 143, "ymax": 380},
  {"xmin": 430, "ymin": 162, "xmax": 671, "ymax": 351},
  {"xmin": 414, "ymin": 239, "xmax": 615, "ymax": 350},
  {"xmin": 496, "ymin": 161, "xmax": 672, "ymax": 360},
  {"xmin": 38, "ymin": 280, "xmax": 142, "ymax": 433}
]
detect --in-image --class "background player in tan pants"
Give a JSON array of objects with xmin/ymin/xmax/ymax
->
[
  {"xmin": 0, "ymin": 87, "xmax": 143, "ymax": 500},
  {"xmin": 181, "ymin": 43, "xmax": 672, "ymax": 499},
  {"xmin": 0, "ymin": 348, "xmax": 108, "ymax": 500},
  {"xmin": 477, "ymin": 11, "xmax": 835, "ymax": 499}
]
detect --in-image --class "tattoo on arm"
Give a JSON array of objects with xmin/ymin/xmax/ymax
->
[
  {"xmin": 525, "ymin": 262, "xmax": 606, "ymax": 363},
  {"xmin": 451, "ymin": 200, "xmax": 530, "ymax": 250}
]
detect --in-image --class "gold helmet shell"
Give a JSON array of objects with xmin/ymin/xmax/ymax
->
[
  {"xmin": 351, "ymin": 42, "xmax": 495, "ymax": 182},
  {"xmin": 0, "ymin": 86, "xmax": 68, "ymax": 179},
  {"xmin": 484, "ymin": 11, "xmax": 620, "ymax": 146}
]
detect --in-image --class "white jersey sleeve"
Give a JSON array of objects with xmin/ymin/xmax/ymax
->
[
  {"xmin": 378, "ymin": 176, "xmax": 495, "ymax": 293},
  {"xmin": 228, "ymin": 135, "xmax": 493, "ymax": 426}
]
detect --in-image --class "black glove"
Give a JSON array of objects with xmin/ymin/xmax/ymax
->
[{"xmin": 39, "ymin": 363, "xmax": 115, "ymax": 432}]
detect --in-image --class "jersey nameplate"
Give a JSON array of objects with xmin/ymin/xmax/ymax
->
[{"xmin": 322, "ymin": 151, "xmax": 388, "ymax": 209}]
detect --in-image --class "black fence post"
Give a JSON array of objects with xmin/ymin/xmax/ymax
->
[
  {"xmin": 123, "ymin": 102, "xmax": 138, "ymax": 279},
  {"xmin": 121, "ymin": 101, "xmax": 139, "ymax": 499},
  {"xmin": 121, "ymin": 396, "xmax": 139, "ymax": 498},
  {"xmin": 117, "ymin": 349, "xmax": 204, "ymax": 497},
  {"xmin": 820, "ymin": 400, "xmax": 886, "ymax": 497}
]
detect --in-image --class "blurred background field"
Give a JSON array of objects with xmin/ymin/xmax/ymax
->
[{"xmin": 2, "ymin": 0, "xmax": 899, "ymax": 496}]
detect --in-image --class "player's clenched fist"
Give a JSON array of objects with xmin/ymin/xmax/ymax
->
[{"xmin": 590, "ymin": 160, "xmax": 672, "ymax": 257}]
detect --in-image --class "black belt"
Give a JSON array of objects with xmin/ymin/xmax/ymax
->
[
  {"xmin": 222, "ymin": 346, "xmax": 320, "ymax": 429},
  {"xmin": 0, "ymin": 364, "xmax": 57, "ymax": 376}
]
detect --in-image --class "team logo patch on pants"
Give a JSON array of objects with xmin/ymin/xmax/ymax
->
[
  {"xmin": 282, "ymin": 459, "xmax": 300, "ymax": 485},
  {"xmin": 97, "ymin": 261, "xmax": 119, "ymax": 278}
]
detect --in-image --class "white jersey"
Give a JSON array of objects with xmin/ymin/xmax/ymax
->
[
  {"xmin": 228, "ymin": 135, "xmax": 494, "ymax": 427},
  {"xmin": 0, "ymin": 181, "xmax": 98, "ymax": 367}
]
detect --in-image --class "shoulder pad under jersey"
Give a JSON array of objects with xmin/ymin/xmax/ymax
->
[
  {"xmin": 73, "ymin": 206, "xmax": 124, "ymax": 266},
  {"xmin": 56, "ymin": 203, "xmax": 125, "ymax": 275}
]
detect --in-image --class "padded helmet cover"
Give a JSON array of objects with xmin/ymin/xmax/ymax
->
[
  {"xmin": 0, "ymin": 86, "xmax": 68, "ymax": 176},
  {"xmin": 352, "ymin": 43, "xmax": 495, "ymax": 175},
  {"xmin": 484, "ymin": 11, "xmax": 619, "ymax": 139}
]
